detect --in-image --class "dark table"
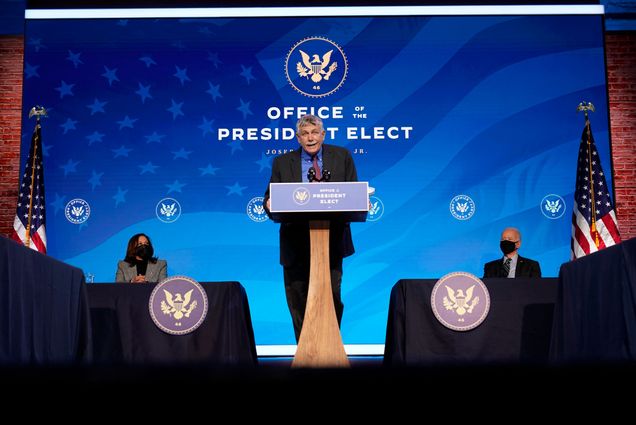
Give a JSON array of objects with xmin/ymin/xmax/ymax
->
[
  {"xmin": 88, "ymin": 281, "xmax": 257, "ymax": 366},
  {"xmin": 0, "ymin": 236, "xmax": 92, "ymax": 364},
  {"xmin": 550, "ymin": 237, "xmax": 636, "ymax": 362},
  {"xmin": 384, "ymin": 278, "xmax": 557, "ymax": 365}
]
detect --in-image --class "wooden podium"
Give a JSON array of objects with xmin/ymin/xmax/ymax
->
[{"xmin": 269, "ymin": 182, "xmax": 368, "ymax": 368}]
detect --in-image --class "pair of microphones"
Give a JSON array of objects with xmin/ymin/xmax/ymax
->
[{"xmin": 307, "ymin": 168, "xmax": 331, "ymax": 182}]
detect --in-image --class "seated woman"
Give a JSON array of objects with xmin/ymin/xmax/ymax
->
[{"xmin": 115, "ymin": 233, "xmax": 167, "ymax": 283}]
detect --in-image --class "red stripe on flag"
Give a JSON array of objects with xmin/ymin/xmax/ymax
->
[
  {"xmin": 30, "ymin": 231, "xmax": 46, "ymax": 254},
  {"xmin": 10, "ymin": 230, "xmax": 23, "ymax": 245}
]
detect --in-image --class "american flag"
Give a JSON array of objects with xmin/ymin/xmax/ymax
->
[
  {"xmin": 11, "ymin": 121, "xmax": 47, "ymax": 254},
  {"xmin": 571, "ymin": 118, "xmax": 620, "ymax": 259}
]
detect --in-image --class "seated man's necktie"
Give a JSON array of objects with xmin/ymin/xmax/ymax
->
[{"xmin": 503, "ymin": 257, "xmax": 512, "ymax": 277}]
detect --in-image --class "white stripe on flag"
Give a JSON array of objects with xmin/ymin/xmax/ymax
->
[
  {"xmin": 13, "ymin": 215, "xmax": 27, "ymax": 242},
  {"xmin": 573, "ymin": 208, "xmax": 598, "ymax": 253},
  {"xmin": 36, "ymin": 226, "xmax": 47, "ymax": 248},
  {"xmin": 596, "ymin": 212, "xmax": 619, "ymax": 247}
]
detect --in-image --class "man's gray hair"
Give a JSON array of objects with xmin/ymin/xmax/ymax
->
[
  {"xmin": 503, "ymin": 227, "xmax": 522, "ymax": 241},
  {"xmin": 296, "ymin": 114, "xmax": 323, "ymax": 134}
]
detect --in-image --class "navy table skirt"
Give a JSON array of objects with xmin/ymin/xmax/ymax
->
[
  {"xmin": 88, "ymin": 281, "xmax": 257, "ymax": 366},
  {"xmin": 384, "ymin": 277, "xmax": 557, "ymax": 365}
]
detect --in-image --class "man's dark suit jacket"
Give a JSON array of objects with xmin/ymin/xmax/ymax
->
[
  {"xmin": 483, "ymin": 255, "xmax": 542, "ymax": 278},
  {"xmin": 263, "ymin": 144, "xmax": 357, "ymax": 268}
]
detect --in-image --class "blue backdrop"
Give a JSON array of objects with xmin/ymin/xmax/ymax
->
[{"xmin": 21, "ymin": 12, "xmax": 611, "ymax": 345}]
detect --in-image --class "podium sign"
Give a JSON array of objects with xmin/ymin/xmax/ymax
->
[
  {"xmin": 268, "ymin": 181, "xmax": 369, "ymax": 367},
  {"xmin": 269, "ymin": 181, "xmax": 368, "ymax": 223}
]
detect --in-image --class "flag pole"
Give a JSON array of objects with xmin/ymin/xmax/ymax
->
[
  {"xmin": 577, "ymin": 101, "xmax": 599, "ymax": 248},
  {"xmin": 25, "ymin": 106, "xmax": 47, "ymax": 248}
]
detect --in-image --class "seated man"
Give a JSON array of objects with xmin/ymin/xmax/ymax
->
[{"xmin": 483, "ymin": 227, "xmax": 541, "ymax": 278}]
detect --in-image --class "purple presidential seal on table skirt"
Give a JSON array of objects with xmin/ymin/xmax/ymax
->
[
  {"xmin": 431, "ymin": 272, "xmax": 490, "ymax": 331},
  {"xmin": 149, "ymin": 276, "xmax": 208, "ymax": 335}
]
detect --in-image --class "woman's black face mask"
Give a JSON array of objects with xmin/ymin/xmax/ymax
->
[{"xmin": 135, "ymin": 244, "xmax": 151, "ymax": 260}]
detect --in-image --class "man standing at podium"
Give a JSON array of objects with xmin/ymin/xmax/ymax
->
[{"xmin": 264, "ymin": 114, "xmax": 358, "ymax": 342}]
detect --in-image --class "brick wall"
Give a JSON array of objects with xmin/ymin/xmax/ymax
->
[
  {"xmin": 1, "ymin": 33, "xmax": 635, "ymax": 239},
  {"xmin": 606, "ymin": 32, "xmax": 636, "ymax": 240},
  {"xmin": 0, "ymin": 36, "xmax": 22, "ymax": 237}
]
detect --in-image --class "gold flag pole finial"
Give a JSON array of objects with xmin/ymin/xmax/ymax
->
[
  {"xmin": 24, "ymin": 106, "xmax": 47, "ymax": 248},
  {"xmin": 29, "ymin": 105, "xmax": 48, "ymax": 121},
  {"xmin": 577, "ymin": 101, "xmax": 600, "ymax": 248},
  {"xmin": 576, "ymin": 101, "xmax": 595, "ymax": 119}
]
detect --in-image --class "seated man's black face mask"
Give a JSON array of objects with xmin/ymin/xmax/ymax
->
[{"xmin": 500, "ymin": 240, "xmax": 517, "ymax": 255}]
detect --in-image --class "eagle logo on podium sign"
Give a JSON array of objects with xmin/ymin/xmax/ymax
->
[{"xmin": 293, "ymin": 187, "xmax": 311, "ymax": 205}]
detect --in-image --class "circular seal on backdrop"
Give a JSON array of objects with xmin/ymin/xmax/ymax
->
[
  {"xmin": 540, "ymin": 194, "xmax": 566, "ymax": 219},
  {"xmin": 450, "ymin": 194, "xmax": 476, "ymax": 221},
  {"xmin": 431, "ymin": 272, "xmax": 490, "ymax": 331},
  {"xmin": 292, "ymin": 186, "xmax": 311, "ymax": 206},
  {"xmin": 65, "ymin": 198, "xmax": 91, "ymax": 224},
  {"xmin": 367, "ymin": 196, "xmax": 385, "ymax": 222},
  {"xmin": 247, "ymin": 196, "xmax": 268, "ymax": 222},
  {"xmin": 149, "ymin": 276, "xmax": 208, "ymax": 335},
  {"xmin": 155, "ymin": 197, "xmax": 181, "ymax": 223},
  {"xmin": 285, "ymin": 36, "xmax": 348, "ymax": 98}
]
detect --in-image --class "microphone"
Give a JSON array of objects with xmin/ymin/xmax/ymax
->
[
  {"xmin": 307, "ymin": 167, "xmax": 318, "ymax": 182},
  {"xmin": 307, "ymin": 167, "xmax": 330, "ymax": 182}
]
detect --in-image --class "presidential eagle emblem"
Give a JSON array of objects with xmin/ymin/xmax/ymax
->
[
  {"xmin": 160, "ymin": 202, "xmax": 178, "ymax": 218},
  {"xmin": 455, "ymin": 202, "xmax": 469, "ymax": 214},
  {"xmin": 64, "ymin": 198, "xmax": 91, "ymax": 224},
  {"xmin": 285, "ymin": 36, "xmax": 348, "ymax": 98},
  {"xmin": 540, "ymin": 194, "xmax": 566, "ymax": 219},
  {"xmin": 161, "ymin": 289, "xmax": 197, "ymax": 320},
  {"xmin": 149, "ymin": 276, "xmax": 208, "ymax": 335},
  {"xmin": 443, "ymin": 285, "xmax": 480, "ymax": 316},
  {"xmin": 296, "ymin": 50, "xmax": 338, "ymax": 83},
  {"xmin": 156, "ymin": 197, "xmax": 182, "ymax": 223},
  {"xmin": 431, "ymin": 272, "xmax": 490, "ymax": 331},
  {"xmin": 450, "ymin": 195, "xmax": 475, "ymax": 220},
  {"xmin": 544, "ymin": 199, "xmax": 562, "ymax": 214},
  {"xmin": 292, "ymin": 187, "xmax": 311, "ymax": 205},
  {"xmin": 295, "ymin": 189, "xmax": 308, "ymax": 202}
]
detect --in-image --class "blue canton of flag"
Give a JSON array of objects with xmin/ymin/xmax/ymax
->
[
  {"xmin": 571, "ymin": 118, "xmax": 620, "ymax": 259},
  {"xmin": 12, "ymin": 121, "xmax": 47, "ymax": 253}
]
